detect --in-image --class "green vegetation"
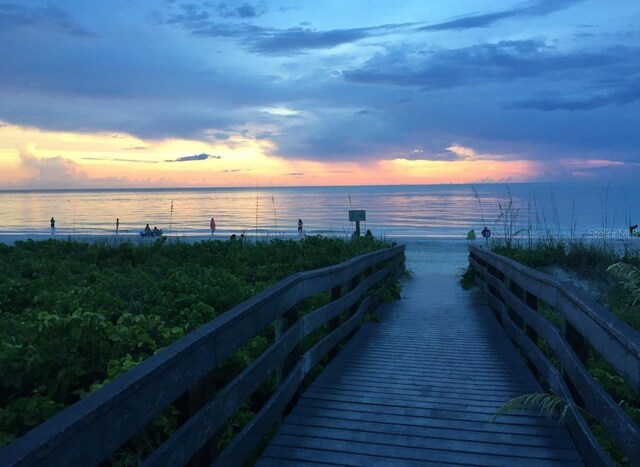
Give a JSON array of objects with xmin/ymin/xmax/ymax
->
[
  {"xmin": 0, "ymin": 235, "xmax": 397, "ymax": 451},
  {"xmin": 492, "ymin": 241, "xmax": 640, "ymax": 331},
  {"xmin": 491, "ymin": 392, "xmax": 580, "ymax": 424},
  {"xmin": 608, "ymin": 262, "xmax": 640, "ymax": 306},
  {"xmin": 459, "ymin": 265, "xmax": 476, "ymax": 290}
]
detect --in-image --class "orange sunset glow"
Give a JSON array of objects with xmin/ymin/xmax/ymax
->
[{"xmin": 0, "ymin": 123, "xmax": 538, "ymax": 188}]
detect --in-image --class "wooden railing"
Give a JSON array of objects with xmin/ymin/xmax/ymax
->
[
  {"xmin": 0, "ymin": 244, "xmax": 406, "ymax": 466},
  {"xmin": 469, "ymin": 245, "xmax": 640, "ymax": 467}
]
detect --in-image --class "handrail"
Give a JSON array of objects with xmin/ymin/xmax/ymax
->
[
  {"xmin": 0, "ymin": 244, "xmax": 406, "ymax": 466},
  {"xmin": 469, "ymin": 244, "xmax": 640, "ymax": 466}
]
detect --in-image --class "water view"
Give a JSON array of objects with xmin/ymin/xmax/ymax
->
[{"xmin": 0, "ymin": 182, "xmax": 636, "ymax": 242}]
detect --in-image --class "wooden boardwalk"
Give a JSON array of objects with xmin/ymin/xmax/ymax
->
[{"xmin": 258, "ymin": 271, "xmax": 584, "ymax": 466}]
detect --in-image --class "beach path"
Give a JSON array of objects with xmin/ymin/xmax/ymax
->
[{"xmin": 257, "ymin": 242, "xmax": 584, "ymax": 466}]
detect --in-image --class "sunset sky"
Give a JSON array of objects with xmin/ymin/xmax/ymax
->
[{"xmin": 1, "ymin": 0, "xmax": 638, "ymax": 188}]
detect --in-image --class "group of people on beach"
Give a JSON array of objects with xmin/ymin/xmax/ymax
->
[
  {"xmin": 209, "ymin": 216, "xmax": 305, "ymax": 237},
  {"xmin": 48, "ymin": 215, "xmax": 311, "ymax": 238},
  {"xmin": 141, "ymin": 224, "xmax": 162, "ymax": 236}
]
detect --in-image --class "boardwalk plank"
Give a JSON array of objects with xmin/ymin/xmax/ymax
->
[
  {"xmin": 257, "ymin": 268, "xmax": 585, "ymax": 466},
  {"xmin": 264, "ymin": 434, "xmax": 582, "ymax": 466},
  {"xmin": 282, "ymin": 413, "xmax": 575, "ymax": 448},
  {"xmin": 276, "ymin": 423, "xmax": 582, "ymax": 461}
]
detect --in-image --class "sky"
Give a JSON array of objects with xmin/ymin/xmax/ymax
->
[{"xmin": 0, "ymin": 0, "xmax": 638, "ymax": 189}]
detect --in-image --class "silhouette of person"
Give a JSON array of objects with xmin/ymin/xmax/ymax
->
[
  {"xmin": 481, "ymin": 226, "xmax": 491, "ymax": 239},
  {"xmin": 298, "ymin": 219, "xmax": 303, "ymax": 235},
  {"xmin": 210, "ymin": 217, "xmax": 216, "ymax": 235},
  {"xmin": 50, "ymin": 217, "xmax": 55, "ymax": 234},
  {"xmin": 116, "ymin": 218, "xmax": 120, "ymax": 234}
]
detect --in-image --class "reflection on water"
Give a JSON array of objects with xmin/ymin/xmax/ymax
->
[{"xmin": 0, "ymin": 183, "xmax": 636, "ymax": 240}]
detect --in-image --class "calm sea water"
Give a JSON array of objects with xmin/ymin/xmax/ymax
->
[{"xmin": 0, "ymin": 183, "xmax": 636, "ymax": 241}]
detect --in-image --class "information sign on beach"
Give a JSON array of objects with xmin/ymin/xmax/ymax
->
[{"xmin": 349, "ymin": 210, "xmax": 366, "ymax": 222}]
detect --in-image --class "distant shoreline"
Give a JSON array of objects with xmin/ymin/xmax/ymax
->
[
  {"xmin": 0, "ymin": 180, "xmax": 633, "ymax": 194},
  {"xmin": 0, "ymin": 233, "xmax": 636, "ymax": 253}
]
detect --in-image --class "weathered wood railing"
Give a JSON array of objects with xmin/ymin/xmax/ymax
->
[
  {"xmin": 469, "ymin": 245, "xmax": 640, "ymax": 466},
  {"xmin": 0, "ymin": 244, "xmax": 405, "ymax": 466}
]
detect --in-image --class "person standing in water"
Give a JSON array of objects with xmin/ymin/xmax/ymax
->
[
  {"xmin": 298, "ymin": 219, "xmax": 303, "ymax": 235},
  {"xmin": 116, "ymin": 218, "xmax": 120, "ymax": 234},
  {"xmin": 50, "ymin": 217, "xmax": 55, "ymax": 234},
  {"xmin": 210, "ymin": 217, "xmax": 216, "ymax": 235}
]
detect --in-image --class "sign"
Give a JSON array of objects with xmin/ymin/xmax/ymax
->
[{"xmin": 349, "ymin": 210, "xmax": 366, "ymax": 222}]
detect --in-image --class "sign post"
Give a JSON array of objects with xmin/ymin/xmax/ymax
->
[{"xmin": 348, "ymin": 210, "xmax": 366, "ymax": 237}]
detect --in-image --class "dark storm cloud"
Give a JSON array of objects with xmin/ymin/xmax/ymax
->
[
  {"xmin": 344, "ymin": 40, "xmax": 631, "ymax": 90},
  {"xmin": 0, "ymin": 2, "xmax": 97, "ymax": 37},
  {"xmin": 419, "ymin": 0, "xmax": 585, "ymax": 31}
]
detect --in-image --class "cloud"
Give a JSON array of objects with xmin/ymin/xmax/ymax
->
[
  {"xmin": 163, "ymin": 4, "xmax": 416, "ymax": 55},
  {"xmin": 446, "ymin": 144, "xmax": 504, "ymax": 161},
  {"xmin": 81, "ymin": 156, "xmax": 158, "ymax": 163},
  {"xmin": 82, "ymin": 152, "xmax": 222, "ymax": 164},
  {"xmin": 15, "ymin": 150, "xmax": 128, "ymax": 188},
  {"xmin": 343, "ymin": 40, "xmax": 631, "ymax": 90},
  {"xmin": 168, "ymin": 152, "xmax": 221, "ymax": 162},
  {"xmin": 508, "ymin": 83, "xmax": 640, "ymax": 111},
  {"xmin": 244, "ymin": 27, "xmax": 372, "ymax": 55},
  {"xmin": 419, "ymin": 0, "xmax": 585, "ymax": 31},
  {"xmin": 540, "ymin": 160, "xmax": 640, "ymax": 182},
  {"xmin": 284, "ymin": 172, "xmax": 304, "ymax": 176},
  {"xmin": 395, "ymin": 145, "xmax": 501, "ymax": 162},
  {"xmin": 125, "ymin": 146, "xmax": 149, "ymax": 150},
  {"xmin": 20, "ymin": 150, "xmax": 86, "ymax": 181},
  {"xmin": 216, "ymin": 2, "xmax": 266, "ymax": 19},
  {"xmin": 0, "ymin": 3, "xmax": 98, "ymax": 37},
  {"xmin": 396, "ymin": 148, "xmax": 457, "ymax": 162},
  {"xmin": 220, "ymin": 168, "xmax": 248, "ymax": 172}
]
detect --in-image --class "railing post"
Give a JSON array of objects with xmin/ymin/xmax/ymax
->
[
  {"xmin": 524, "ymin": 291, "xmax": 540, "ymax": 379},
  {"xmin": 327, "ymin": 285, "xmax": 342, "ymax": 361},
  {"xmin": 275, "ymin": 306, "xmax": 300, "ymax": 386},
  {"xmin": 524, "ymin": 291, "xmax": 539, "ymax": 342},
  {"xmin": 563, "ymin": 320, "xmax": 589, "ymax": 406}
]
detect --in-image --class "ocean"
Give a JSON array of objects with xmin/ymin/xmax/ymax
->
[{"xmin": 0, "ymin": 182, "xmax": 636, "ymax": 241}]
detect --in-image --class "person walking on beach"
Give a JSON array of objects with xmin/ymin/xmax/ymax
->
[
  {"xmin": 50, "ymin": 217, "xmax": 55, "ymax": 234},
  {"xmin": 210, "ymin": 217, "xmax": 216, "ymax": 235},
  {"xmin": 116, "ymin": 218, "xmax": 120, "ymax": 234},
  {"xmin": 298, "ymin": 218, "xmax": 303, "ymax": 235}
]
